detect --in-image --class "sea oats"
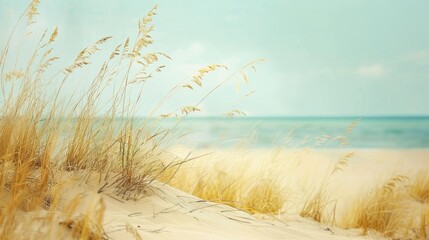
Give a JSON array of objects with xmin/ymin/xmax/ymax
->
[
  {"xmin": 160, "ymin": 113, "xmax": 174, "ymax": 118},
  {"xmin": 26, "ymin": 0, "xmax": 40, "ymax": 25},
  {"xmin": 109, "ymin": 44, "xmax": 121, "ymax": 60},
  {"xmin": 182, "ymin": 84, "xmax": 193, "ymax": 90},
  {"xmin": 5, "ymin": 70, "xmax": 24, "ymax": 81},
  {"xmin": 65, "ymin": 36, "xmax": 112, "ymax": 74},
  {"xmin": 38, "ymin": 56, "xmax": 59, "ymax": 74},
  {"xmin": 48, "ymin": 27, "xmax": 58, "ymax": 44},
  {"xmin": 346, "ymin": 118, "xmax": 361, "ymax": 135},
  {"xmin": 239, "ymin": 59, "xmax": 265, "ymax": 83},
  {"xmin": 331, "ymin": 152, "xmax": 354, "ymax": 175},
  {"xmin": 122, "ymin": 38, "xmax": 130, "ymax": 57},
  {"xmin": 132, "ymin": 5, "xmax": 158, "ymax": 57},
  {"xmin": 245, "ymin": 90, "xmax": 255, "ymax": 97},
  {"xmin": 181, "ymin": 106, "xmax": 201, "ymax": 115},
  {"xmin": 191, "ymin": 64, "xmax": 228, "ymax": 87},
  {"xmin": 225, "ymin": 109, "xmax": 246, "ymax": 118}
]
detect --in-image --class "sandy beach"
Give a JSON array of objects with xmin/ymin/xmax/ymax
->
[
  {"xmin": 22, "ymin": 148, "xmax": 426, "ymax": 239},
  {"xmin": 2, "ymin": 1, "xmax": 429, "ymax": 239}
]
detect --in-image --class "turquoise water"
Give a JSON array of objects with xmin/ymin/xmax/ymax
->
[{"xmin": 155, "ymin": 117, "xmax": 429, "ymax": 149}]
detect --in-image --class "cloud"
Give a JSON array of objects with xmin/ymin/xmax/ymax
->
[
  {"xmin": 404, "ymin": 50, "xmax": 429, "ymax": 66},
  {"xmin": 356, "ymin": 64, "xmax": 386, "ymax": 78},
  {"xmin": 406, "ymin": 50, "xmax": 429, "ymax": 61}
]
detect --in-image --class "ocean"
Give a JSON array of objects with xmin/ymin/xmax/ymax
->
[{"xmin": 154, "ymin": 117, "xmax": 429, "ymax": 149}]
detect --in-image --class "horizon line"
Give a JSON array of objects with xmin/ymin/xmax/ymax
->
[{"xmin": 128, "ymin": 115, "xmax": 429, "ymax": 119}]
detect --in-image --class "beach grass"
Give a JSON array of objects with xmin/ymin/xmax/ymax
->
[
  {"xmin": 0, "ymin": 1, "xmax": 428, "ymax": 240},
  {"xmin": 340, "ymin": 172, "xmax": 429, "ymax": 239},
  {"xmin": 0, "ymin": 2, "xmax": 173, "ymax": 238},
  {"xmin": 160, "ymin": 147, "xmax": 429, "ymax": 239},
  {"xmin": 0, "ymin": 1, "xmax": 260, "ymax": 238}
]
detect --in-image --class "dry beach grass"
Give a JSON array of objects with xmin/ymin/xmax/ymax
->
[{"xmin": 0, "ymin": 1, "xmax": 428, "ymax": 239}]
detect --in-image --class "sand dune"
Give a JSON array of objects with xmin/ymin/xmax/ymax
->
[
  {"xmin": 33, "ymin": 148, "xmax": 428, "ymax": 239},
  {"xmin": 85, "ymin": 182, "xmax": 382, "ymax": 240}
]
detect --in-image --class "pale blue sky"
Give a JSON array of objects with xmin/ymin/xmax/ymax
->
[{"xmin": 1, "ymin": 0, "xmax": 429, "ymax": 116}]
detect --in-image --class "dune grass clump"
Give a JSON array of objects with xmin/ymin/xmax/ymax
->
[
  {"xmin": 341, "ymin": 173, "xmax": 429, "ymax": 239},
  {"xmin": 343, "ymin": 175, "xmax": 408, "ymax": 235},
  {"xmin": 0, "ymin": 192, "xmax": 109, "ymax": 240},
  {"xmin": 243, "ymin": 179, "xmax": 286, "ymax": 214},
  {"xmin": 59, "ymin": 196, "xmax": 107, "ymax": 240},
  {"xmin": 407, "ymin": 172, "xmax": 429, "ymax": 239},
  {"xmin": 159, "ymin": 136, "xmax": 356, "ymax": 218},
  {"xmin": 299, "ymin": 152, "xmax": 354, "ymax": 223},
  {"xmin": 408, "ymin": 171, "xmax": 429, "ymax": 204},
  {"xmin": 158, "ymin": 155, "xmax": 246, "ymax": 208},
  {"xmin": 157, "ymin": 149, "xmax": 289, "ymax": 215},
  {"xmin": 193, "ymin": 172, "xmax": 287, "ymax": 215}
]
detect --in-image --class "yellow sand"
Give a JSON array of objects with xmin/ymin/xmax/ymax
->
[{"xmin": 46, "ymin": 148, "xmax": 428, "ymax": 239}]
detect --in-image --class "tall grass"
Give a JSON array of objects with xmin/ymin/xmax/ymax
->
[
  {"xmin": 1, "ymin": 1, "xmax": 428, "ymax": 240},
  {"xmin": 158, "ymin": 148, "xmax": 292, "ymax": 215},
  {"xmin": 0, "ymin": 1, "xmax": 262, "ymax": 238},
  {"xmin": 299, "ymin": 152, "xmax": 354, "ymax": 224},
  {"xmin": 341, "ymin": 172, "xmax": 429, "ymax": 239},
  {"xmin": 159, "ymin": 145, "xmax": 428, "ymax": 239}
]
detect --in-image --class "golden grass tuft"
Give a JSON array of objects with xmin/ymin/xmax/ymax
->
[
  {"xmin": 60, "ymin": 196, "xmax": 107, "ymax": 240},
  {"xmin": 408, "ymin": 171, "xmax": 429, "ymax": 204},
  {"xmin": 344, "ymin": 175, "xmax": 408, "ymax": 234},
  {"xmin": 158, "ymin": 150, "xmax": 289, "ymax": 216},
  {"xmin": 408, "ymin": 172, "xmax": 429, "ymax": 239},
  {"xmin": 243, "ymin": 179, "xmax": 286, "ymax": 214},
  {"xmin": 300, "ymin": 187, "xmax": 333, "ymax": 223},
  {"xmin": 341, "ymin": 173, "xmax": 429, "ymax": 239},
  {"xmin": 299, "ymin": 152, "xmax": 354, "ymax": 223}
]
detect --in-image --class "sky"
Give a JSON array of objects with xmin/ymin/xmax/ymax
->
[{"xmin": 1, "ymin": 0, "xmax": 429, "ymax": 117}]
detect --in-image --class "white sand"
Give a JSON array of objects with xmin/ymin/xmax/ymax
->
[
  {"xmin": 98, "ymin": 148, "xmax": 428, "ymax": 239},
  {"xmin": 100, "ymin": 182, "xmax": 379, "ymax": 240},
  {"xmin": 28, "ymin": 148, "xmax": 428, "ymax": 239}
]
